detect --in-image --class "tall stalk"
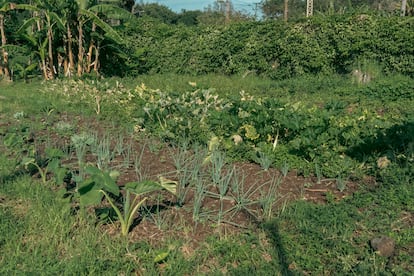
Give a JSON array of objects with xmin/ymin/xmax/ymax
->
[
  {"xmin": 77, "ymin": 20, "xmax": 84, "ymax": 77},
  {"xmin": 0, "ymin": 11, "xmax": 11, "ymax": 81}
]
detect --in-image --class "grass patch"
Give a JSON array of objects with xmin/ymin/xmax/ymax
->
[{"xmin": 1, "ymin": 73, "xmax": 413, "ymax": 274}]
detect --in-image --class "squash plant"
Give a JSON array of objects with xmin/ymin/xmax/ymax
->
[{"xmin": 78, "ymin": 166, "xmax": 177, "ymax": 236}]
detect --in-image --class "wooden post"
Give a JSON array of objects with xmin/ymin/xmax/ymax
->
[
  {"xmin": 306, "ymin": 0, "xmax": 313, "ymax": 17},
  {"xmin": 225, "ymin": 0, "xmax": 231, "ymax": 24},
  {"xmin": 284, "ymin": 0, "xmax": 288, "ymax": 22}
]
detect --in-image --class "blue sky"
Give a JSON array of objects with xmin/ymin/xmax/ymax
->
[{"xmin": 137, "ymin": 0, "xmax": 260, "ymax": 14}]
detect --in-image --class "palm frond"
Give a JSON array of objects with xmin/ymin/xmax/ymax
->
[
  {"xmin": 79, "ymin": 8, "xmax": 124, "ymax": 43},
  {"xmin": 89, "ymin": 4, "xmax": 133, "ymax": 20}
]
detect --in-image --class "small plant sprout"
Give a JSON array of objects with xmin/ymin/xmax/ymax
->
[
  {"xmin": 255, "ymin": 150, "xmax": 272, "ymax": 171},
  {"xmin": 93, "ymin": 135, "xmax": 113, "ymax": 170},
  {"xmin": 114, "ymin": 132, "xmax": 125, "ymax": 156},
  {"xmin": 227, "ymin": 172, "xmax": 261, "ymax": 223},
  {"xmin": 193, "ymin": 178, "xmax": 206, "ymax": 222},
  {"xmin": 71, "ymin": 132, "xmax": 95, "ymax": 179},
  {"xmin": 170, "ymin": 140, "xmax": 190, "ymax": 171},
  {"xmin": 21, "ymin": 148, "xmax": 66, "ymax": 184},
  {"xmin": 336, "ymin": 175, "xmax": 347, "ymax": 192},
  {"xmin": 315, "ymin": 162, "xmax": 322, "ymax": 184},
  {"xmin": 134, "ymin": 145, "xmax": 148, "ymax": 181},
  {"xmin": 281, "ymin": 160, "xmax": 290, "ymax": 177},
  {"xmin": 13, "ymin": 111, "xmax": 25, "ymax": 119},
  {"xmin": 121, "ymin": 140, "xmax": 133, "ymax": 168},
  {"xmin": 210, "ymin": 150, "xmax": 226, "ymax": 185},
  {"xmin": 217, "ymin": 167, "xmax": 234, "ymax": 225},
  {"xmin": 55, "ymin": 121, "xmax": 74, "ymax": 135}
]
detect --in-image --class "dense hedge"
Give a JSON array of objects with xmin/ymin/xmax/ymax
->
[{"xmin": 114, "ymin": 14, "xmax": 414, "ymax": 79}]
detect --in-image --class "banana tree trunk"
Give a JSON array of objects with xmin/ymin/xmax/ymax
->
[
  {"xmin": 40, "ymin": 57, "xmax": 48, "ymax": 80},
  {"xmin": 0, "ymin": 13, "xmax": 11, "ymax": 81},
  {"xmin": 66, "ymin": 24, "xmax": 74, "ymax": 77},
  {"xmin": 401, "ymin": 0, "xmax": 407, "ymax": 16},
  {"xmin": 86, "ymin": 21, "xmax": 96, "ymax": 73},
  {"xmin": 284, "ymin": 0, "xmax": 288, "ymax": 22},
  {"xmin": 77, "ymin": 20, "xmax": 84, "ymax": 77},
  {"xmin": 93, "ymin": 43, "xmax": 100, "ymax": 75},
  {"xmin": 47, "ymin": 23, "xmax": 55, "ymax": 79}
]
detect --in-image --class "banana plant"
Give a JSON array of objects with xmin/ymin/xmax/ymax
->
[
  {"xmin": 21, "ymin": 148, "xmax": 67, "ymax": 185},
  {"xmin": 14, "ymin": 1, "xmax": 65, "ymax": 80},
  {"xmin": 75, "ymin": 0, "xmax": 130, "ymax": 76}
]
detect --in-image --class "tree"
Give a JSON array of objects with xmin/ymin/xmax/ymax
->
[
  {"xmin": 76, "ymin": 1, "xmax": 130, "ymax": 76},
  {"xmin": 11, "ymin": 0, "xmax": 129, "ymax": 79},
  {"xmin": 0, "ymin": 1, "xmax": 14, "ymax": 81},
  {"xmin": 133, "ymin": 3, "xmax": 177, "ymax": 24}
]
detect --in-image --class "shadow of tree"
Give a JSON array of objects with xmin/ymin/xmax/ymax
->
[{"xmin": 262, "ymin": 221, "xmax": 294, "ymax": 276}]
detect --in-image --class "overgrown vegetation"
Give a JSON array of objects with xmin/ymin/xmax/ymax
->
[
  {"xmin": 1, "ymin": 72, "xmax": 413, "ymax": 274},
  {"xmin": 0, "ymin": 1, "xmax": 413, "ymax": 274},
  {"xmin": 1, "ymin": 1, "xmax": 414, "ymax": 80}
]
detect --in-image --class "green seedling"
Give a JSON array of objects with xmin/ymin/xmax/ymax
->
[
  {"xmin": 101, "ymin": 178, "xmax": 177, "ymax": 236},
  {"xmin": 78, "ymin": 166, "xmax": 177, "ymax": 236},
  {"xmin": 21, "ymin": 148, "xmax": 67, "ymax": 184},
  {"xmin": 255, "ymin": 150, "xmax": 272, "ymax": 171},
  {"xmin": 281, "ymin": 160, "xmax": 290, "ymax": 177}
]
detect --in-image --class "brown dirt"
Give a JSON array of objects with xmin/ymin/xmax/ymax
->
[{"xmin": 5, "ymin": 113, "xmax": 367, "ymax": 246}]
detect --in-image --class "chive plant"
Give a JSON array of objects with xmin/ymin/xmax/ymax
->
[
  {"xmin": 281, "ymin": 160, "xmax": 290, "ymax": 177},
  {"xmin": 259, "ymin": 176, "xmax": 282, "ymax": 221}
]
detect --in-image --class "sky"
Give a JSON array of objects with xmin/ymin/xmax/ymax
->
[{"xmin": 137, "ymin": 0, "xmax": 261, "ymax": 15}]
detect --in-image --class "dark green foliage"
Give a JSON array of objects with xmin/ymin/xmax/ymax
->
[{"xmin": 121, "ymin": 14, "xmax": 414, "ymax": 79}]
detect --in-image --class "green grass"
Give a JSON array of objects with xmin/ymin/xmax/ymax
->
[
  {"xmin": 0, "ymin": 171, "xmax": 283, "ymax": 275},
  {"xmin": 1, "ymin": 74, "xmax": 413, "ymax": 274}
]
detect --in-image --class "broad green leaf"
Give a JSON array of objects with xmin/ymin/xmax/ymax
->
[
  {"xmin": 45, "ymin": 148, "xmax": 65, "ymax": 159},
  {"xmin": 21, "ymin": 157, "xmax": 35, "ymax": 166},
  {"xmin": 85, "ymin": 165, "xmax": 101, "ymax": 176},
  {"xmin": 125, "ymin": 180, "xmax": 163, "ymax": 196},
  {"xmin": 101, "ymin": 172, "xmax": 120, "ymax": 196},
  {"xmin": 78, "ymin": 179, "xmax": 103, "ymax": 206},
  {"xmin": 46, "ymin": 158, "xmax": 60, "ymax": 171},
  {"xmin": 84, "ymin": 166, "xmax": 119, "ymax": 196}
]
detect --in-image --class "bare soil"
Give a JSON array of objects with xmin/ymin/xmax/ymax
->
[{"xmin": 10, "ymin": 113, "xmax": 369, "ymax": 246}]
